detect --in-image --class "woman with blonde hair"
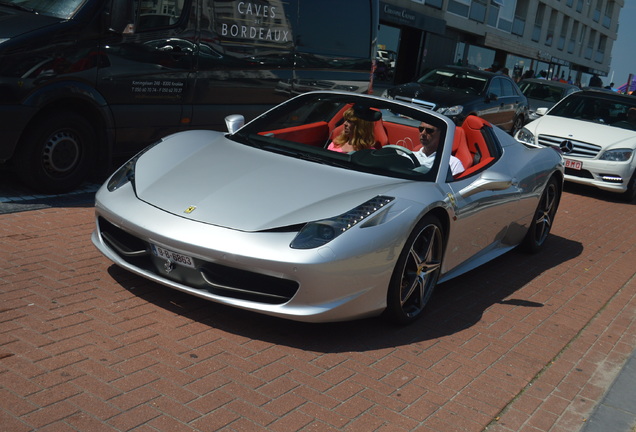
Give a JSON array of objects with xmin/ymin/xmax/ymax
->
[{"xmin": 328, "ymin": 104, "xmax": 380, "ymax": 153}]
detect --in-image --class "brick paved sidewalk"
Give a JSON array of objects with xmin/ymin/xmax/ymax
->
[{"xmin": 1, "ymin": 187, "xmax": 635, "ymax": 431}]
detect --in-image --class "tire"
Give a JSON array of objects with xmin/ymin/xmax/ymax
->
[
  {"xmin": 385, "ymin": 214, "xmax": 444, "ymax": 325},
  {"xmin": 619, "ymin": 171, "xmax": 636, "ymax": 203},
  {"xmin": 510, "ymin": 115, "xmax": 524, "ymax": 135},
  {"xmin": 521, "ymin": 176, "xmax": 561, "ymax": 253},
  {"xmin": 15, "ymin": 111, "xmax": 96, "ymax": 194}
]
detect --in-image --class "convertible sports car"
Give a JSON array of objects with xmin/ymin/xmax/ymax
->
[{"xmin": 92, "ymin": 91, "xmax": 564, "ymax": 324}]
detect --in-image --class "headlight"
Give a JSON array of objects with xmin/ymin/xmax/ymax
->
[
  {"xmin": 107, "ymin": 159, "xmax": 136, "ymax": 192},
  {"xmin": 600, "ymin": 149, "xmax": 634, "ymax": 162},
  {"xmin": 290, "ymin": 196, "xmax": 394, "ymax": 249},
  {"xmin": 515, "ymin": 127, "xmax": 535, "ymax": 144},
  {"xmin": 106, "ymin": 141, "xmax": 160, "ymax": 192},
  {"xmin": 436, "ymin": 105, "xmax": 463, "ymax": 116}
]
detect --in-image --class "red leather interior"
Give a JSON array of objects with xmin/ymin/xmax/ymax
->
[
  {"xmin": 451, "ymin": 127, "xmax": 473, "ymax": 170},
  {"xmin": 261, "ymin": 121, "xmax": 329, "ymax": 147},
  {"xmin": 260, "ymin": 111, "xmax": 497, "ymax": 180},
  {"xmin": 455, "ymin": 115, "xmax": 495, "ymax": 179}
]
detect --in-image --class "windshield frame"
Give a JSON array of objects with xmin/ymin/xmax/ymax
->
[
  {"xmin": 228, "ymin": 92, "xmax": 450, "ymax": 182},
  {"xmin": 548, "ymin": 92, "xmax": 636, "ymax": 131}
]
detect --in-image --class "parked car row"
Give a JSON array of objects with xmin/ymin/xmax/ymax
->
[
  {"xmin": 381, "ymin": 66, "xmax": 529, "ymax": 135},
  {"xmin": 381, "ymin": 68, "xmax": 634, "ymax": 202}
]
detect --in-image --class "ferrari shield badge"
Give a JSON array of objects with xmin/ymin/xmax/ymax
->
[
  {"xmin": 164, "ymin": 260, "xmax": 175, "ymax": 273},
  {"xmin": 184, "ymin": 206, "xmax": 196, "ymax": 214}
]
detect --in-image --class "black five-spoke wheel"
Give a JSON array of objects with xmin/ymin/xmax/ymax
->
[
  {"xmin": 521, "ymin": 176, "xmax": 561, "ymax": 253},
  {"xmin": 386, "ymin": 215, "xmax": 444, "ymax": 324}
]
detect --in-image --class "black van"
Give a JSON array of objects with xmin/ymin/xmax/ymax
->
[{"xmin": 0, "ymin": 0, "xmax": 378, "ymax": 192}]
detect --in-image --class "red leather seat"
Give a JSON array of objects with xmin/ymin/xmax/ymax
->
[
  {"xmin": 372, "ymin": 119, "xmax": 389, "ymax": 147},
  {"xmin": 454, "ymin": 115, "xmax": 496, "ymax": 179},
  {"xmin": 452, "ymin": 126, "xmax": 473, "ymax": 170}
]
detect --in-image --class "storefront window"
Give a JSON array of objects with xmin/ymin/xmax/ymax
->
[
  {"xmin": 462, "ymin": 45, "xmax": 495, "ymax": 70},
  {"xmin": 377, "ymin": 25, "xmax": 400, "ymax": 82},
  {"xmin": 506, "ymin": 55, "xmax": 530, "ymax": 81}
]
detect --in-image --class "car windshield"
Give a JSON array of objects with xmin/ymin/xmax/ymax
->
[
  {"xmin": 519, "ymin": 82, "xmax": 565, "ymax": 103},
  {"xmin": 549, "ymin": 93, "xmax": 636, "ymax": 131},
  {"xmin": 0, "ymin": 0, "xmax": 86, "ymax": 19},
  {"xmin": 229, "ymin": 93, "xmax": 449, "ymax": 181},
  {"xmin": 416, "ymin": 68, "xmax": 488, "ymax": 95}
]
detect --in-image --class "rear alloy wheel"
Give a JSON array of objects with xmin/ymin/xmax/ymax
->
[
  {"xmin": 521, "ymin": 176, "xmax": 561, "ymax": 253},
  {"xmin": 16, "ymin": 111, "xmax": 96, "ymax": 193},
  {"xmin": 386, "ymin": 215, "xmax": 444, "ymax": 325}
]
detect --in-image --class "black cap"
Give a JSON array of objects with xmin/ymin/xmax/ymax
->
[{"xmin": 352, "ymin": 104, "xmax": 382, "ymax": 122}]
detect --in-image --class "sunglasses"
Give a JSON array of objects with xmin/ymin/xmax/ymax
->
[{"xmin": 418, "ymin": 126, "xmax": 437, "ymax": 134}]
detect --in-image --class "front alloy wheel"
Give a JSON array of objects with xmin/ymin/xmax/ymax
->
[{"xmin": 386, "ymin": 215, "xmax": 444, "ymax": 324}]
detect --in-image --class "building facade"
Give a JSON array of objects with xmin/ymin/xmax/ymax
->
[{"xmin": 377, "ymin": 0, "xmax": 623, "ymax": 88}]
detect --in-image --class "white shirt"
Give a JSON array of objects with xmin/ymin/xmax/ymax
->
[{"xmin": 413, "ymin": 150, "xmax": 465, "ymax": 175}]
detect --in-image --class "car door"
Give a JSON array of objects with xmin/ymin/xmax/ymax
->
[
  {"xmin": 97, "ymin": 0, "xmax": 195, "ymax": 154},
  {"xmin": 497, "ymin": 77, "xmax": 524, "ymax": 131},
  {"xmin": 439, "ymin": 127, "xmax": 524, "ymax": 276},
  {"xmin": 474, "ymin": 77, "xmax": 503, "ymax": 126}
]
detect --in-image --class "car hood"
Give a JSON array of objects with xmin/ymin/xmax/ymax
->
[
  {"xmin": 0, "ymin": 8, "xmax": 60, "ymax": 38},
  {"xmin": 133, "ymin": 131, "xmax": 406, "ymax": 232},
  {"xmin": 388, "ymin": 82, "xmax": 480, "ymax": 107},
  {"xmin": 527, "ymin": 116, "xmax": 636, "ymax": 148}
]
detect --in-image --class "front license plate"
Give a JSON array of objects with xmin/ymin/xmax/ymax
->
[
  {"xmin": 150, "ymin": 244, "xmax": 195, "ymax": 268},
  {"xmin": 565, "ymin": 158, "xmax": 582, "ymax": 170}
]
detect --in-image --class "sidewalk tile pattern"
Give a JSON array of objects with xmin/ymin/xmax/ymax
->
[{"xmin": 1, "ymin": 186, "xmax": 635, "ymax": 431}]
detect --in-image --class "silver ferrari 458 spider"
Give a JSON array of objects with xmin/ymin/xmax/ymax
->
[{"xmin": 92, "ymin": 91, "xmax": 564, "ymax": 324}]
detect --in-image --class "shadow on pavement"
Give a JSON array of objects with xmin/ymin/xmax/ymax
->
[{"xmin": 107, "ymin": 233, "xmax": 583, "ymax": 353}]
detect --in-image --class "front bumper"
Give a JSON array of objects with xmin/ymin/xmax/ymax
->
[
  {"xmin": 562, "ymin": 157, "xmax": 635, "ymax": 194},
  {"xmin": 91, "ymin": 184, "xmax": 413, "ymax": 323}
]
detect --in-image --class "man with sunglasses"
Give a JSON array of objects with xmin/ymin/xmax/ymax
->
[{"xmin": 414, "ymin": 121, "xmax": 465, "ymax": 175}]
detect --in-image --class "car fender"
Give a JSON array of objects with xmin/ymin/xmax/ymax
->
[{"xmin": 18, "ymin": 80, "xmax": 116, "ymax": 167}]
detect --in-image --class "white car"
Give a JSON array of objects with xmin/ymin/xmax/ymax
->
[{"xmin": 516, "ymin": 89, "xmax": 636, "ymax": 201}]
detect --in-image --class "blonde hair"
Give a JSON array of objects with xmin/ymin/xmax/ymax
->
[{"xmin": 333, "ymin": 108, "xmax": 376, "ymax": 151}]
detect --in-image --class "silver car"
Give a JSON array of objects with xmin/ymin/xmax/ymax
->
[
  {"xmin": 92, "ymin": 91, "xmax": 564, "ymax": 324},
  {"xmin": 518, "ymin": 78, "xmax": 580, "ymax": 123}
]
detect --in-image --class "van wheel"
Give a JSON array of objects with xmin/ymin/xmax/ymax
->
[
  {"xmin": 16, "ymin": 111, "xmax": 96, "ymax": 194},
  {"xmin": 385, "ymin": 215, "xmax": 444, "ymax": 325}
]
